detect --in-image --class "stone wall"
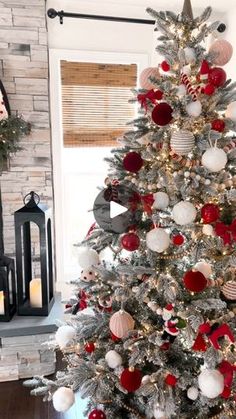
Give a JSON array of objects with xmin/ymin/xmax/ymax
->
[{"xmin": 0, "ymin": 0, "xmax": 52, "ymax": 257}]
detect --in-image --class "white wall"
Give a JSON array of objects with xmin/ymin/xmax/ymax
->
[{"xmin": 47, "ymin": 0, "xmax": 156, "ymax": 63}]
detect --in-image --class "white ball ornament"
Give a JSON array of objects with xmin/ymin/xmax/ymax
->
[
  {"xmin": 153, "ymin": 406, "xmax": 166, "ymax": 419},
  {"xmin": 198, "ymin": 369, "xmax": 224, "ymax": 399},
  {"xmin": 226, "ymin": 101, "xmax": 236, "ymax": 122},
  {"xmin": 201, "ymin": 147, "xmax": 227, "ymax": 172},
  {"xmin": 78, "ymin": 247, "xmax": 99, "ymax": 269},
  {"xmin": 105, "ymin": 350, "xmax": 122, "ymax": 369},
  {"xmin": 55, "ymin": 325, "xmax": 76, "ymax": 348},
  {"xmin": 194, "ymin": 261, "xmax": 212, "ymax": 278},
  {"xmin": 141, "ymin": 375, "xmax": 151, "ymax": 385},
  {"xmin": 184, "ymin": 47, "xmax": 196, "ymax": 64},
  {"xmin": 146, "ymin": 228, "xmax": 170, "ymax": 253},
  {"xmin": 177, "ymin": 84, "xmax": 187, "ymax": 97},
  {"xmin": 186, "ymin": 100, "xmax": 202, "ymax": 117},
  {"xmin": 172, "ymin": 201, "xmax": 197, "ymax": 225},
  {"xmin": 80, "ymin": 269, "xmax": 96, "ymax": 282},
  {"xmin": 202, "ymin": 224, "xmax": 215, "ymax": 236},
  {"xmin": 52, "ymin": 387, "xmax": 75, "ymax": 412},
  {"xmin": 170, "ymin": 130, "xmax": 195, "ymax": 156},
  {"xmin": 187, "ymin": 387, "xmax": 199, "ymax": 401},
  {"xmin": 153, "ymin": 192, "xmax": 169, "ymax": 210}
]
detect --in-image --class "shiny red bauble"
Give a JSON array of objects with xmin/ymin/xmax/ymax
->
[
  {"xmin": 152, "ymin": 102, "xmax": 173, "ymax": 126},
  {"xmin": 172, "ymin": 234, "xmax": 184, "ymax": 246},
  {"xmin": 155, "ymin": 89, "xmax": 164, "ymax": 100},
  {"xmin": 88, "ymin": 409, "xmax": 106, "ymax": 419},
  {"xmin": 201, "ymin": 203, "xmax": 220, "ymax": 223},
  {"xmin": 165, "ymin": 374, "xmax": 177, "ymax": 387},
  {"xmin": 161, "ymin": 61, "xmax": 170, "ymax": 72},
  {"xmin": 211, "ymin": 119, "xmax": 225, "ymax": 133},
  {"xmin": 183, "ymin": 270, "xmax": 207, "ymax": 293},
  {"xmin": 121, "ymin": 233, "xmax": 140, "ymax": 251},
  {"xmin": 84, "ymin": 342, "xmax": 96, "ymax": 353},
  {"xmin": 208, "ymin": 67, "xmax": 227, "ymax": 87},
  {"xmin": 123, "ymin": 152, "xmax": 143, "ymax": 173},
  {"xmin": 120, "ymin": 368, "xmax": 142, "ymax": 392},
  {"xmin": 204, "ymin": 84, "xmax": 215, "ymax": 95}
]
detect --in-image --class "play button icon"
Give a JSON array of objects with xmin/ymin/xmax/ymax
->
[
  {"xmin": 110, "ymin": 201, "xmax": 128, "ymax": 219},
  {"xmin": 93, "ymin": 185, "xmax": 141, "ymax": 234}
]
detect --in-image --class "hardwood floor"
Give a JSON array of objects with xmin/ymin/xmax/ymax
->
[{"xmin": 0, "ymin": 357, "xmax": 87, "ymax": 419}]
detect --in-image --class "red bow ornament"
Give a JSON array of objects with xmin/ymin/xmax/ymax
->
[
  {"xmin": 215, "ymin": 219, "xmax": 236, "ymax": 245},
  {"xmin": 218, "ymin": 360, "xmax": 236, "ymax": 398},
  {"xmin": 137, "ymin": 89, "xmax": 163, "ymax": 111},
  {"xmin": 129, "ymin": 192, "xmax": 154, "ymax": 215}
]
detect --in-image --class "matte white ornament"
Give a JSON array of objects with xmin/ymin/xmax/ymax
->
[
  {"xmin": 177, "ymin": 84, "xmax": 187, "ymax": 97},
  {"xmin": 202, "ymin": 224, "xmax": 215, "ymax": 236},
  {"xmin": 184, "ymin": 47, "xmax": 196, "ymax": 64},
  {"xmin": 194, "ymin": 261, "xmax": 212, "ymax": 278},
  {"xmin": 198, "ymin": 369, "xmax": 224, "ymax": 398},
  {"xmin": 187, "ymin": 387, "xmax": 199, "ymax": 401},
  {"xmin": 201, "ymin": 147, "xmax": 227, "ymax": 172},
  {"xmin": 109, "ymin": 310, "xmax": 135, "ymax": 338},
  {"xmin": 226, "ymin": 101, "xmax": 236, "ymax": 122},
  {"xmin": 146, "ymin": 228, "xmax": 170, "ymax": 253},
  {"xmin": 78, "ymin": 247, "xmax": 99, "ymax": 269},
  {"xmin": 55, "ymin": 325, "xmax": 76, "ymax": 348},
  {"xmin": 153, "ymin": 192, "xmax": 169, "ymax": 210},
  {"xmin": 172, "ymin": 201, "xmax": 197, "ymax": 225},
  {"xmin": 186, "ymin": 100, "xmax": 202, "ymax": 117},
  {"xmin": 80, "ymin": 269, "xmax": 96, "ymax": 282},
  {"xmin": 153, "ymin": 406, "xmax": 166, "ymax": 419},
  {"xmin": 170, "ymin": 130, "xmax": 195, "ymax": 156},
  {"xmin": 147, "ymin": 301, "xmax": 158, "ymax": 311},
  {"xmin": 53, "ymin": 387, "xmax": 75, "ymax": 412},
  {"xmin": 182, "ymin": 65, "xmax": 191, "ymax": 75},
  {"xmin": 105, "ymin": 350, "xmax": 122, "ymax": 369},
  {"xmin": 141, "ymin": 375, "xmax": 151, "ymax": 385}
]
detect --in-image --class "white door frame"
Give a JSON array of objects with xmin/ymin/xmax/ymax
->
[{"xmin": 49, "ymin": 49, "xmax": 149, "ymax": 287}]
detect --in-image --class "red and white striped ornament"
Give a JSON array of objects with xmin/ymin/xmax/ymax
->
[
  {"xmin": 111, "ymin": 179, "xmax": 119, "ymax": 202},
  {"xmin": 222, "ymin": 281, "xmax": 236, "ymax": 301},
  {"xmin": 181, "ymin": 73, "xmax": 203, "ymax": 101}
]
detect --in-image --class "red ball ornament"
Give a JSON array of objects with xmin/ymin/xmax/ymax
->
[
  {"xmin": 123, "ymin": 152, "xmax": 143, "ymax": 173},
  {"xmin": 161, "ymin": 61, "xmax": 170, "ymax": 72},
  {"xmin": 221, "ymin": 387, "xmax": 231, "ymax": 399},
  {"xmin": 172, "ymin": 234, "xmax": 184, "ymax": 246},
  {"xmin": 110, "ymin": 332, "xmax": 120, "ymax": 342},
  {"xmin": 204, "ymin": 84, "xmax": 215, "ymax": 96},
  {"xmin": 211, "ymin": 119, "xmax": 225, "ymax": 133},
  {"xmin": 88, "ymin": 409, "xmax": 106, "ymax": 419},
  {"xmin": 183, "ymin": 270, "xmax": 207, "ymax": 293},
  {"xmin": 165, "ymin": 374, "xmax": 177, "ymax": 387},
  {"xmin": 155, "ymin": 90, "xmax": 164, "ymax": 100},
  {"xmin": 201, "ymin": 203, "xmax": 220, "ymax": 224},
  {"xmin": 208, "ymin": 67, "xmax": 227, "ymax": 87},
  {"xmin": 120, "ymin": 368, "xmax": 142, "ymax": 392},
  {"xmin": 152, "ymin": 103, "xmax": 173, "ymax": 126},
  {"xmin": 199, "ymin": 322, "xmax": 211, "ymax": 334},
  {"xmin": 121, "ymin": 233, "xmax": 140, "ymax": 251},
  {"xmin": 84, "ymin": 342, "xmax": 95, "ymax": 353}
]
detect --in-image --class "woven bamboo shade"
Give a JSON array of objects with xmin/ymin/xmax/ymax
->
[{"xmin": 60, "ymin": 61, "xmax": 137, "ymax": 147}]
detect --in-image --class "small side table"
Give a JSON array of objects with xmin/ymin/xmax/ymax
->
[{"xmin": 0, "ymin": 293, "xmax": 62, "ymax": 381}]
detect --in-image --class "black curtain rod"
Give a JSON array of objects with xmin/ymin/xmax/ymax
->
[{"xmin": 47, "ymin": 8, "xmax": 155, "ymax": 25}]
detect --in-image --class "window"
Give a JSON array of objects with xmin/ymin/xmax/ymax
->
[{"xmin": 60, "ymin": 61, "xmax": 137, "ymax": 147}]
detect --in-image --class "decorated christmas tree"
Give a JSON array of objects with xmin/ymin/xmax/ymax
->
[{"xmin": 25, "ymin": 1, "xmax": 236, "ymax": 418}]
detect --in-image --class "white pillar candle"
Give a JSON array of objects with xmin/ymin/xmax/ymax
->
[
  {"xmin": 29, "ymin": 278, "xmax": 42, "ymax": 308},
  {"xmin": 0, "ymin": 291, "xmax": 5, "ymax": 315}
]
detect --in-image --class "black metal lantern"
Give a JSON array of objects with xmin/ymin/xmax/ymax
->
[
  {"xmin": 14, "ymin": 192, "xmax": 54, "ymax": 316},
  {"xmin": 0, "ymin": 255, "xmax": 16, "ymax": 321}
]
